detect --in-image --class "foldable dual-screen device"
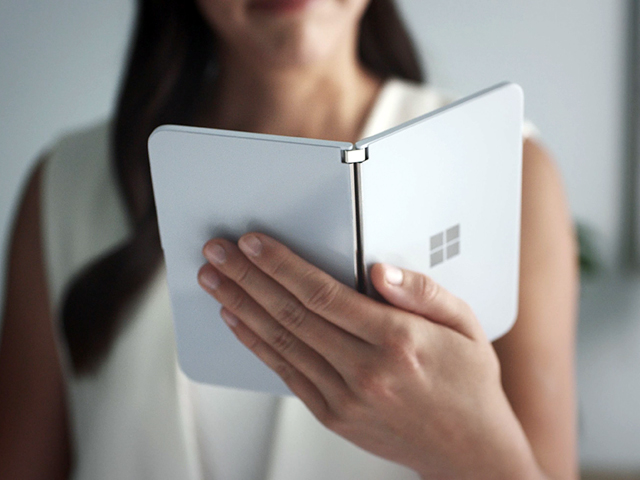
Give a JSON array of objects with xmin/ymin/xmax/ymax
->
[{"xmin": 148, "ymin": 82, "xmax": 524, "ymax": 395}]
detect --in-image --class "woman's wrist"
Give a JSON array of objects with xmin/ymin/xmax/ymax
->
[
  {"xmin": 414, "ymin": 394, "xmax": 547, "ymax": 480},
  {"xmin": 416, "ymin": 440, "xmax": 546, "ymax": 480}
]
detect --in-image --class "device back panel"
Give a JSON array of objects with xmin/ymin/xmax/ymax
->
[
  {"xmin": 359, "ymin": 84, "xmax": 523, "ymax": 340},
  {"xmin": 149, "ymin": 127, "xmax": 355, "ymax": 393}
]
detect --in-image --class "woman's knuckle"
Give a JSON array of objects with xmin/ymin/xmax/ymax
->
[
  {"xmin": 227, "ymin": 290, "xmax": 247, "ymax": 312},
  {"xmin": 326, "ymin": 396, "xmax": 359, "ymax": 432},
  {"xmin": 272, "ymin": 325, "xmax": 297, "ymax": 354},
  {"xmin": 383, "ymin": 321, "xmax": 412, "ymax": 351},
  {"xmin": 276, "ymin": 299, "xmax": 306, "ymax": 331},
  {"xmin": 461, "ymin": 301, "xmax": 477, "ymax": 324},
  {"xmin": 396, "ymin": 349, "xmax": 422, "ymax": 377},
  {"xmin": 379, "ymin": 322, "xmax": 423, "ymax": 375},
  {"xmin": 306, "ymin": 280, "xmax": 340, "ymax": 312},
  {"xmin": 245, "ymin": 333, "xmax": 261, "ymax": 351},
  {"xmin": 340, "ymin": 395, "xmax": 361, "ymax": 419},
  {"xmin": 273, "ymin": 360, "xmax": 295, "ymax": 382},
  {"xmin": 269, "ymin": 255, "xmax": 289, "ymax": 278},
  {"xmin": 386, "ymin": 319, "xmax": 417, "ymax": 352},
  {"xmin": 353, "ymin": 366, "xmax": 393, "ymax": 401},
  {"xmin": 416, "ymin": 274, "xmax": 439, "ymax": 304},
  {"xmin": 235, "ymin": 261, "xmax": 252, "ymax": 284}
]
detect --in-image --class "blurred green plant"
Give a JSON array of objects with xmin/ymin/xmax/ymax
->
[{"xmin": 575, "ymin": 221, "xmax": 601, "ymax": 276}]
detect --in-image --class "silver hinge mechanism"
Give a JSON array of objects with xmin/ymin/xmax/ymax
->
[{"xmin": 342, "ymin": 147, "xmax": 368, "ymax": 164}]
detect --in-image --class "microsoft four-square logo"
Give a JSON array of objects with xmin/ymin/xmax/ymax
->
[{"xmin": 430, "ymin": 224, "xmax": 460, "ymax": 267}]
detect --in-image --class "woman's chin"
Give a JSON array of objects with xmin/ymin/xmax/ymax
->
[{"xmin": 248, "ymin": 27, "xmax": 338, "ymax": 70}]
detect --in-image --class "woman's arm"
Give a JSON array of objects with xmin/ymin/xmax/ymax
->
[
  {"xmin": 494, "ymin": 139, "xmax": 579, "ymax": 479},
  {"xmin": 0, "ymin": 161, "xmax": 71, "ymax": 479}
]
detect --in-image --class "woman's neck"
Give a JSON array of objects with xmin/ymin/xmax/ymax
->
[{"xmin": 195, "ymin": 42, "xmax": 382, "ymax": 143}]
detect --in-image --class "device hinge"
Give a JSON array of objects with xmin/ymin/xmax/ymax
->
[{"xmin": 342, "ymin": 147, "xmax": 368, "ymax": 164}]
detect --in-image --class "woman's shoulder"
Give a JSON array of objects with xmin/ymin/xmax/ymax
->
[
  {"xmin": 41, "ymin": 119, "xmax": 130, "ymax": 314},
  {"xmin": 385, "ymin": 78, "xmax": 456, "ymax": 112},
  {"xmin": 363, "ymin": 79, "xmax": 455, "ymax": 138},
  {"xmin": 364, "ymin": 78, "xmax": 539, "ymax": 140},
  {"xmin": 47, "ymin": 120, "xmax": 111, "ymax": 171},
  {"xmin": 43, "ymin": 120, "xmax": 114, "ymax": 201}
]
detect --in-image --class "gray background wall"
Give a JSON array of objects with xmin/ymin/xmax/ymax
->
[{"xmin": 0, "ymin": 0, "xmax": 637, "ymax": 471}]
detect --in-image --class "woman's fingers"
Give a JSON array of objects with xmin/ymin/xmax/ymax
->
[
  {"xmin": 197, "ymin": 236, "xmax": 519, "ymax": 479},
  {"xmin": 233, "ymin": 233, "xmax": 403, "ymax": 345},
  {"xmin": 369, "ymin": 263, "xmax": 485, "ymax": 341},
  {"xmin": 201, "ymin": 238, "xmax": 369, "ymax": 363},
  {"xmin": 198, "ymin": 262, "xmax": 349, "ymax": 399},
  {"xmin": 220, "ymin": 307, "xmax": 331, "ymax": 421}
]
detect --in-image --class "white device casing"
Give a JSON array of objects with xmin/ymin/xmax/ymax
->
[
  {"xmin": 357, "ymin": 82, "xmax": 523, "ymax": 340},
  {"xmin": 147, "ymin": 82, "xmax": 524, "ymax": 395},
  {"xmin": 148, "ymin": 130, "xmax": 355, "ymax": 394}
]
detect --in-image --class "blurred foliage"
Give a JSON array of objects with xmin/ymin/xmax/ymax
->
[{"xmin": 576, "ymin": 221, "xmax": 602, "ymax": 276}]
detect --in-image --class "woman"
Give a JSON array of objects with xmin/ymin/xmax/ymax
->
[{"xmin": 0, "ymin": 0, "xmax": 578, "ymax": 478}]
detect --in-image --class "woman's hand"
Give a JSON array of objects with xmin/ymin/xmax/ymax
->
[{"xmin": 198, "ymin": 233, "xmax": 544, "ymax": 480}]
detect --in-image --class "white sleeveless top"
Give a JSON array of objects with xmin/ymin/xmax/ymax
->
[{"xmin": 41, "ymin": 79, "xmax": 534, "ymax": 480}]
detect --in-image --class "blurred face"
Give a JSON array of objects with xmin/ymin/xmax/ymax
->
[{"xmin": 196, "ymin": 0, "xmax": 372, "ymax": 69}]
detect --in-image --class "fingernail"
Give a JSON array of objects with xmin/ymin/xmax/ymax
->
[
  {"xmin": 221, "ymin": 309, "xmax": 239, "ymax": 328},
  {"xmin": 204, "ymin": 243, "xmax": 227, "ymax": 264},
  {"xmin": 200, "ymin": 268, "xmax": 221, "ymax": 290},
  {"xmin": 239, "ymin": 235, "xmax": 262, "ymax": 257},
  {"xmin": 384, "ymin": 265, "xmax": 404, "ymax": 286}
]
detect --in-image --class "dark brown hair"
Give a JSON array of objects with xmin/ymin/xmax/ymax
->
[{"xmin": 62, "ymin": 0, "xmax": 425, "ymax": 374}]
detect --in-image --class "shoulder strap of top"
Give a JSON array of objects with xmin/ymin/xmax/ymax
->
[
  {"xmin": 360, "ymin": 79, "xmax": 456, "ymax": 139},
  {"xmin": 40, "ymin": 121, "xmax": 131, "ymax": 319},
  {"xmin": 361, "ymin": 79, "xmax": 539, "ymax": 140}
]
